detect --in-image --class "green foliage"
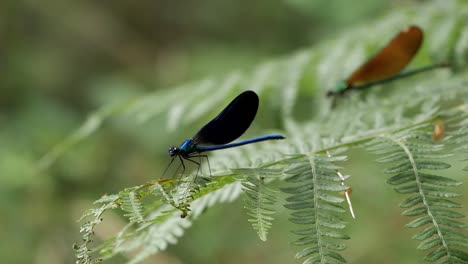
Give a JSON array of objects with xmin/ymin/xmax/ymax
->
[
  {"xmin": 74, "ymin": 195, "xmax": 119, "ymax": 264},
  {"xmin": 239, "ymin": 168, "xmax": 281, "ymax": 241},
  {"xmin": 74, "ymin": 175, "xmax": 242, "ymax": 263},
  {"xmin": 282, "ymin": 153, "xmax": 350, "ymax": 264},
  {"xmin": 34, "ymin": 0, "xmax": 468, "ymax": 263},
  {"xmin": 366, "ymin": 128, "xmax": 468, "ymax": 263},
  {"xmin": 452, "ymin": 114, "xmax": 468, "ymax": 171}
]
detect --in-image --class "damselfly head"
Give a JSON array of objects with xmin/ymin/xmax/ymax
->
[{"xmin": 168, "ymin": 146, "xmax": 179, "ymax": 157}]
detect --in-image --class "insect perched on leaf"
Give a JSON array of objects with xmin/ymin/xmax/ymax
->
[
  {"xmin": 327, "ymin": 25, "xmax": 449, "ymax": 98},
  {"xmin": 166, "ymin": 90, "xmax": 285, "ymax": 177}
]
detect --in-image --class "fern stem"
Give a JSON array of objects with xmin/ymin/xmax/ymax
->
[
  {"xmin": 255, "ymin": 175, "xmax": 269, "ymax": 241},
  {"xmin": 307, "ymin": 153, "xmax": 326, "ymax": 263}
]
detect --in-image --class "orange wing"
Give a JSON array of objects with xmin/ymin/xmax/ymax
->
[{"xmin": 346, "ymin": 25, "xmax": 423, "ymax": 86}]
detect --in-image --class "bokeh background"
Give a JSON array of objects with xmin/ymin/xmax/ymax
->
[{"xmin": 1, "ymin": 1, "xmax": 464, "ymax": 263}]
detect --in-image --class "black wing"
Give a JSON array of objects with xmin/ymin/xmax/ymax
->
[{"xmin": 192, "ymin": 90, "xmax": 259, "ymax": 145}]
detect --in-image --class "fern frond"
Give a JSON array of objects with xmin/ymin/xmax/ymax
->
[
  {"xmin": 451, "ymin": 112, "xmax": 468, "ymax": 171},
  {"xmin": 124, "ymin": 209, "xmax": 191, "ymax": 264},
  {"xmin": 75, "ymin": 174, "xmax": 243, "ymax": 264},
  {"xmin": 121, "ymin": 189, "xmax": 145, "ymax": 223},
  {"xmin": 74, "ymin": 195, "xmax": 119, "ymax": 264},
  {"xmin": 122, "ymin": 181, "xmax": 245, "ymax": 264},
  {"xmin": 282, "ymin": 153, "xmax": 349, "ymax": 264},
  {"xmin": 239, "ymin": 168, "xmax": 282, "ymax": 241},
  {"xmin": 366, "ymin": 129, "xmax": 468, "ymax": 263}
]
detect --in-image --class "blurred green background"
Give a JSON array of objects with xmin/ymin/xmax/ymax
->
[{"xmin": 1, "ymin": 1, "xmax": 462, "ymax": 263}]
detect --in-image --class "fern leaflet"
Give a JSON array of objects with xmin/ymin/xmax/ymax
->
[
  {"xmin": 282, "ymin": 153, "xmax": 349, "ymax": 264},
  {"xmin": 366, "ymin": 129, "xmax": 468, "ymax": 263},
  {"xmin": 239, "ymin": 168, "xmax": 281, "ymax": 241}
]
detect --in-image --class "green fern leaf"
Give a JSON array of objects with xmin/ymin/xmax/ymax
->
[
  {"xmin": 121, "ymin": 189, "xmax": 145, "ymax": 223},
  {"xmin": 367, "ymin": 129, "xmax": 468, "ymax": 262},
  {"xmin": 75, "ymin": 195, "xmax": 119, "ymax": 264},
  {"xmin": 282, "ymin": 153, "xmax": 349, "ymax": 264},
  {"xmin": 239, "ymin": 168, "xmax": 281, "ymax": 241}
]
